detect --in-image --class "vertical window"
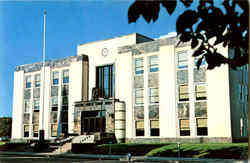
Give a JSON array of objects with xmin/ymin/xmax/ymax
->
[
  {"xmin": 179, "ymin": 119, "xmax": 190, "ymax": 136},
  {"xmin": 52, "ymin": 71, "xmax": 59, "ymax": 85},
  {"xmin": 195, "ymin": 84, "xmax": 206, "ymax": 100},
  {"xmin": 150, "ymin": 120, "xmax": 159, "ymax": 136},
  {"xmin": 196, "ymin": 118, "xmax": 208, "ymax": 136},
  {"xmin": 135, "ymin": 120, "xmax": 144, "ymax": 136},
  {"xmin": 177, "ymin": 51, "xmax": 188, "ymax": 69},
  {"xmin": 51, "ymin": 97, "xmax": 58, "ymax": 111},
  {"xmin": 62, "ymin": 70, "xmax": 69, "ymax": 84},
  {"xmin": 24, "ymin": 125, "xmax": 29, "ymax": 138},
  {"xmin": 24, "ymin": 100, "xmax": 30, "ymax": 113},
  {"xmin": 62, "ymin": 85, "xmax": 69, "ymax": 96},
  {"xmin": 62, "ymin": 96, "xmax": 68, "ymax": 106},
  {"xmin": 34, "ymin": 74, "xmax": 40, "ymax": 87},
  {"xmin": 33, "ymin": 124, "xmax": 38, "ymax": 137},
  {"xmin": 179, "ymin": 84, "xmax": 189, "ymax": 101},
  {"xmin": 149, "ymin": 88, "xmax": 159, "ymax": 104},
  {"xmin": 96, "ymin": 65, "xmax": 114, "ymax": 98},
  {"xmin": 135, "ymin": 88, "xmax": 144, "ymax": 105},
  {"xmin": 149, "ymin": 56, "xmax": 159, "ymax": 72},
  {"xmin": 34, "ymin": 99, "xmax": 40, "ymax": 111},
  {"xmin": 25, "ymin": 76, "xmax": 31, "ymax": 88},
  {"xmin": 135, "ymin": 58, "xmax": 144, "ymax": 75},
  {"xmin": 51, "ymin": 124, "xmax": 58, "ymax": 137}
]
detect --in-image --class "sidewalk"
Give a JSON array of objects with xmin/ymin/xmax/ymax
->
[{"xmin": 0, "ymin": 151, "xmax": 248, "ymax": 163}]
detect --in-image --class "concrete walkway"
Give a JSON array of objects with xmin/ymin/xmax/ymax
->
[{"xmin": 0, "ymin": 151, "xmax": 248, "ymax": 163}]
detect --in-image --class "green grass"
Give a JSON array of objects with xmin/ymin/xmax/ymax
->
[
  {"xmin": 0, "ymin": 142, "xmax": 5, "ymax": 145},
  {"xmin": 74, "ymin": 143, "xmax": 247, "ymax": 159},
  {"xmin": 145, "ymin": 143, "xmax": 248, "ymax": 159}
]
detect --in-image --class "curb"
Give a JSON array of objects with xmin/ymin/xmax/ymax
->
[{"xmin": 0, "ymin": 152, "xmax": 247, "ymax": 163}]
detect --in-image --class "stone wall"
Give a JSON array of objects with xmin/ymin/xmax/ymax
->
[
  {"xmin": 118, "ymin": 36, "xmax": 191, "ymax": 55},
  {"xmin": 15, "ymin": 55, "xmax": 87, "ymax": 73}
]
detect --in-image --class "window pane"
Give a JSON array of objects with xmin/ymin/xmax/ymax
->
[
  {"xmin": 180, "ymin": 119, "xmax": 190, "ymax": 130},
  {"xmin": 179, "ymin": 85, "xmax": 188, "ymax": 93},
  {"xmin": 135, "ymin": 58, "xmax": 144, "ymax": 75},
  {"xmin": 51, "ymin": 97, "xmax": 58, "ymax": 106},
  {"xmin": 24, "ymin": 100, "xmax": 30, "ymax": 113},
  {"xmin": 135, "ymin": 89, "xmax": 143, "ymax": 97},
  {"xmin": 177, "ymin": 51, "xmax": 188, "ymax": 68},
  {"xmin": 24, "ymin": 125, "xmax": 29, "ymax": 132},
  {"xmin": 135, "ymin": 58, "xmax": 143, "ymax": 67},
  {"xmin": 53, "ymin": 71, "xmax": 59, "ymax": 79},
  {"xmin": 62, "ymin": 85, "xmax": 69, "ymax": 96},
  {"xmin": 25, "ymin": 76, "xmax": 31, "ymax": 88},
  {"xmin": 34, "ymin": 99, "xmax": 40, "ymax": 110},
  {"xmin": 135, "ymin": 97, "xmax": 144, "ymax": 104},
  {"xmin": 149, "ymin": 56, "xmax": 158, "ymax": 65},
  {"xmin": 35, "ymin": 74, "xmax": 40, "ymax": 87},
  {"xmin": 136, "ymin": 120, "xmax": 144, "ymax": 129},
  {"xmin": 150, "ymin": 120, "xmax": 159, "ymax": 128},
  {"xmin": 63, "ymin": 70, "xmax": 69, "ymax": 78},
  {"xmin": 150, "ymin": 88, "xmax": 158, "ymax": 96}
]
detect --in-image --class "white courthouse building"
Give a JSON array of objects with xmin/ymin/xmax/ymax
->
[{"xmin": 11, "ymin": 33, "xmax": 248, "ymax": 143}]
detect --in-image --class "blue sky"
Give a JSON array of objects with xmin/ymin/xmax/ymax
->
[{"xmin": 0, "ymin": 0, "xmax": 193, "ymax": 117}]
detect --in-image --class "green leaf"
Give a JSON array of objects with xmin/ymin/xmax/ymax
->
[
  {"xmin": 180, "ymin": 0, "xmax": 193, "ymax": 7},
  {"xmin": 191, "ymin": 38, "xmax": 199, "ymax": 49},
  {"xmin": 179, "ymin": 32, "xmax": 192, "ymax": 42},
  {"xmin": 128, "ymin": 2, "xmax": 140, "ymax": 23},
  {"xmin": 162, "ymin": 0, "xmax": 177, "ymax": 15},
  {"xmin": 192, "ymin": 44, "xmax": 205, "ymax": 57},
  {"xmin": 176, "ymin": 10, "xmax": 198, "ymax": 34},
  {"xmin": 196, "ymin": 57, "xmax": 204, "ymax": 70}
]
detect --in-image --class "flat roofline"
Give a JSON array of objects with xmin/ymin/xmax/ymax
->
[{"xmin": 78, "ymin": 33, "xmax": 153, "ymax": 47}]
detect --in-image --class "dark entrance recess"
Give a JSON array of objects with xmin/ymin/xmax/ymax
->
[{"xmin": 81, "ymin": 111, "xmax": 106, "ymax": 134}]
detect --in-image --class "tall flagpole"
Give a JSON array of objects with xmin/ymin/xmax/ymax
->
[{"xmin": 40, "ymin": 10, "xmax": 46, "ymax": 143}]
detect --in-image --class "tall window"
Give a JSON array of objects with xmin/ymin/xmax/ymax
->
[
  {"xmin": 179, "ymin": 84, "xmax": 189, "ymax": 101},
  {"xmin": 150, "ymin": 120, "xmax": 159, "ymax": 136},
  {"xmin": 33, "ymin": 124, "xmax": 38, "ymax": 137},
  {"xmin": 135, "ymin": 88, "xmax": 144, "ymax": 105},
  {"xmin": 34, "ymin": 99, "xmax": 40, "ymax": 111},
  {"xmin": 62, "ymin": 70, "xmax": 69, "ymax": 84},
  {"xmin": 25, "ymin": 76, "xmax": 31, "ymax": 88},
  {"xmin": 149, "ymin": 88, "xmax": 159, "ymax": 104},
  {"xmin": 52, "ymin": 71, "xmax": 59, "ymax": 85},
  {"xmin": 34, "ymin": 74, "xmax": 40, "ymax": 87},
  {"xmin": 135, "ymin": 120, "xmax": 144, "ymax": 136},
  {"xmin": 135, "ymin": 58, "xmax": 144, "ymax": 75},
  {"xmin": 51, "ymin": 97, "xmax": 58, "ymax": 111},
  {"xmin": 24, "ymin": 100, "xmax": 30, "ymax": 113},
  {"xmin": 96, "ymin": 65, "xmax": 114, "ymax": 98},
  {"xmin": 24, "ymin": 125, "xmax": 29, "ymax": 138},
  {"xmin": 177, "ymin": 51, "xmax": 188, "ymax": 69},
  {"xmin": 149, "ymin": 56, "xmax": 159, "ymax": 72},
  {"xmin": 195, "ymin": 84, "xmax": 206, "ymax": 100}
]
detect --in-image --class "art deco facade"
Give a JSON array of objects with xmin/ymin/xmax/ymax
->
[{"xmin": 12, "ymin": 33, "xmax": 248, "ymax": 143}]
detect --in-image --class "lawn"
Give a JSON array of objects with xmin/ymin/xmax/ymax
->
[
  {"xmin": 73, "ymin": 143, "xmax": 248, "ymax": 159},
  {"xmin": 0, "ymin": 142, "xmax": 5, "ymax": 145},
  {"xmin": 145, "ymin": 143, "xmax": 248, "ymax": 159}
]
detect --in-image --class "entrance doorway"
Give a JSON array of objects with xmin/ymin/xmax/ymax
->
[{"xmin": 81, "ymin": 111, "xmax": 106, "ymax": 134}]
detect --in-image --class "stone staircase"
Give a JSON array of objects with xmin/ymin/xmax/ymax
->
[
  {"xmin": 51, "ymin": 136, "xmax": 74, "ymax": 153},
  {"xmin": 53, "ymin": 142, "xmax": 72, "ymax": 153}
]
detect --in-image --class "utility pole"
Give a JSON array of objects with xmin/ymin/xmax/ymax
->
[{"xmin": 39, "ymin": 10, "xmax": 46, "ymax": 145}]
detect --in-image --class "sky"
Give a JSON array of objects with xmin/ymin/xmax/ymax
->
[{"xmin": 0, "ymin": 0, "xmax": 195, "ymax": 117}]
